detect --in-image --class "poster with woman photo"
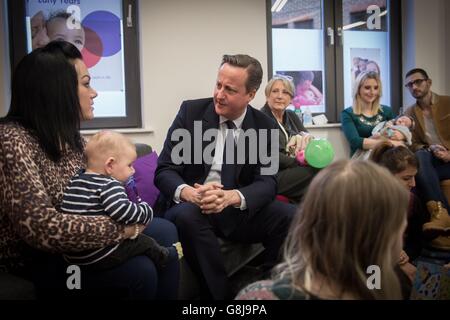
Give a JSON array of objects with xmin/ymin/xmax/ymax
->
[
  {"xmin": 26, "ymin": 0, "xmax": 126, "ymax": 117},
  {"xmin": 276, "ymin": 70, "xmax": 324, "ymax": 113},
  {"xmin": 350, "ymin": 48, "xmax": 381, "ymax": 89}
]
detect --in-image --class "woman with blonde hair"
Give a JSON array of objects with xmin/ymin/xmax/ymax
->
[
  {"xmin": 260, "ymin": 75, "xmax": 317, "ymax": 203},
  {"xmin": 236, "ymin": 160, "xmax": 409, "ymax": 300},
  {"xmin": 341, "ymin": 71, "xmax": 397, "ymax": 157}
]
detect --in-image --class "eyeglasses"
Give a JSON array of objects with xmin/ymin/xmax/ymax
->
[
  {"xmin": 273, "ymin": 74, "xmax": 294, "ymax": 82},
  {"xmin": 405, "ymin": 78, "xmax": 427, "ymax": 88}
]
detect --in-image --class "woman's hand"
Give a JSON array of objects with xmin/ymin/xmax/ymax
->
[
  {"xmin": 286, "ymin": 135, "xmax": 298, "ymax": 156},
  {"xmin": 430, "ymin": 145, "xmax": 450, "ymax": 162},
  {"xmin": 287, "ymin": 133, "xmax": 313, "ymax": 155},
  {"xmin": 400, "ymin": 262, "xmax": 417, "ymax": 283},
  {"xmin": 398, "ymin": 250, "xmax": 409, "ymax": 265},
  {"xmin": 299, "ymin": 133, "xmax": 313, "ymax": 151},
  {"xmin": 398, "ymin": 251, "xmax": 416, "ymax": 283},
  {"xmin": 123, "ymin": 224, "xmax": 146, "ymax": 239}
]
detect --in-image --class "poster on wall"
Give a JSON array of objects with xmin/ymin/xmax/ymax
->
[
  {"xmin": 350, "ymin": 47, "xmax": 381, "ymax": 90},
  {"xmin": 276, "ymin": 70, "xmax": 324, "ymax": 113},
  {"xmin": 26, "ymin": 0, "xmax": 126, "ymax": 117}
]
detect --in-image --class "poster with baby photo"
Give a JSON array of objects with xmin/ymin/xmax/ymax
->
[
  {"xmin": 276, "ymin": 70, "xmax": 324, "ymax": 113},
  {"xmin": 350, "ymin": 48, "xmax": 381, "ymax": 90},
  {"xmin": 26, "ymin": 0, "xmax": 126, "ymax": 117}
]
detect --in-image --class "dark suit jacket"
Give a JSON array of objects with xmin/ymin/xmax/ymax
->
[{"xmin": 155, "ymin": 98, "xmax": 278, "ymax": 223}]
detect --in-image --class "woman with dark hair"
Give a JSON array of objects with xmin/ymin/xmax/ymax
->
[
  {"xmin": 0, "ymin": 41, "xmax": 179, "ymax": 299},
  {"xmin": 370, "ymin": 141, "xmax": 428, "ymax": 287}
]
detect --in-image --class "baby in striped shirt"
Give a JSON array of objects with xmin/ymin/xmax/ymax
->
[{"xmin": 60, "ymin": 130, "xmax": 180, "ymax": 270}]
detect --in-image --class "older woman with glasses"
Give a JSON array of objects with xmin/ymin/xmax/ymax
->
[
  {"xmin": 341, "ymin": 71, "xmax": 397, "ymax": 157},
  {"xmin": 260, "ymin": 75, "xmax": 318, "ymax": 203}
]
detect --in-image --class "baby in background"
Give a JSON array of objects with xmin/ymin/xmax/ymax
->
[
  {"xmin": 372, "ymin": 115, "xmax": 414, "ymax": 146},
  {"xmin": 297, "ymin": 89, "xmax": 320, "ymax": 105},
  {"xmin": 46, "ymin": 11, "xmax": 85, "ymax": 52},
  {"xmin": 60, "ymin": 130, "xmax": 180, "ymax": 270},
  {"xmin": 352, "ymin": 116, "xmax": 414, "ymax": 160}
]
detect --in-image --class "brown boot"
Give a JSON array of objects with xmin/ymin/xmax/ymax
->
[
  {"xmin": 422, "ymin": 201, "xmax": 450, "ymax": 237},
  {"xmin": 429, "ymin": 235, "xmax": 450, "ymax": 251}
]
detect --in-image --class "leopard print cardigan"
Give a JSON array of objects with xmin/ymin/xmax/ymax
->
[{"xmin": 0, "ymin": 122, "xmax": 123, "ymax": 273}]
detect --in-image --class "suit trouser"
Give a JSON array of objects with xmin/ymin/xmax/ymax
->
[
  {"xmin": 415, "ymin": 149, "xmax": 450, "ymax": 211},
  {"xmin": 164, "ymin": 200, "xmax": 296, "ymax": 299}
]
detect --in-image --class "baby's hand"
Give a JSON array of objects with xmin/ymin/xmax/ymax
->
[{"xmin": 385, "ymin": 120, "xmax": 394, "ymax": 128}]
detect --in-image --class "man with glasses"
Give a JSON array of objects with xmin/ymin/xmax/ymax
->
[{"xmin": 404, "ymin": 68, "xmax": 450, "ymax": 250}]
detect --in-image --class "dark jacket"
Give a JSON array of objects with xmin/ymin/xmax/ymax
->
[
  {"xmin": 260, "ymin": 104, "xmax": 307, "ymax": 170},
  {"xmin": 155, "ymin": 98, "xmax": 278, "ymax": 231}
]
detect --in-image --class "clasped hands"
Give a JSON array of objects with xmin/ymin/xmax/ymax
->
[
  {"xmin": 180, "ymin": 182, "xmax": 241, "ymax": 214},
  {"xmin": 287, "ymin": 133, "xmax": 313, "ymax": 157}
]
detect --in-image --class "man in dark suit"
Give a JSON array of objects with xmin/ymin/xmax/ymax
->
[{"xmin": 155, "ymin": 54, "xmax": 296, "ymax": 299}]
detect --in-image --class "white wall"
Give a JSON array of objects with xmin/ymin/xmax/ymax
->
[
  {"xmin": 308, "ymin": 126, "xmax": 350, "ymax": 160},
  {"xmin": 402, "ymin": 0, "xmax": 450, "ymax": 107},
  {"xmin": 129, "ymin": 0, "xmax": 269, "ymax": 153}
]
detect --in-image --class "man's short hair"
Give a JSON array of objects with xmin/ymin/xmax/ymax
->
[
  {"xmin": 405, "ymin": 68, "xmax": 429, "ymax": 79},
  {"xmin": 221, "ymin": 54, "xmax": 263, "ymax": 93}
]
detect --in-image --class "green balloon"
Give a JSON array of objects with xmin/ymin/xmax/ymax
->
[{"xmin": 304, "ymin": 139, "xmax": 335, "ymax": 169}]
